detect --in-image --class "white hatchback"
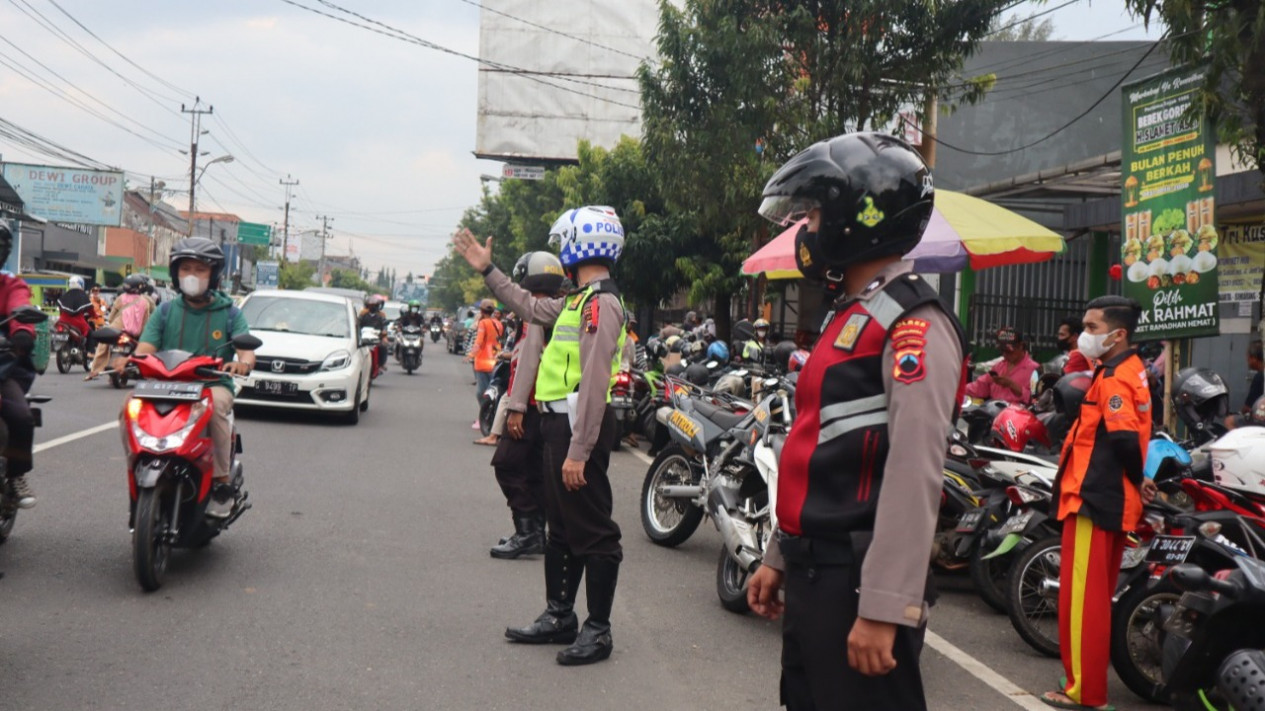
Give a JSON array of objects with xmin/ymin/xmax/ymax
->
[{"xmin": 235, "ymin": 290, "xmax": 374, "ymax": 424}]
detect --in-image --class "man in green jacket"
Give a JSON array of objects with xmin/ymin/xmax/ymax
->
[{"xmin": 134, "ymin": 238, "xmax": 254, "ymax": 518}]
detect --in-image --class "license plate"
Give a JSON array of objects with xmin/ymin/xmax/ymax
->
[
  {"xmin": 256, "ymin": 379, "xmax": 298, "ymax": 395},
  {"xmin": 51, "ymin": 334, "xmax": 68, "ymax": 344},
  {"xmin": 1001, "ymin": 510, "xmax": 1035, "ymax": 535},
  {"xmin": 611, "ymin": 396, "xmax": 632, "ymax": 409},
  {"xmin": 956, "ymin": 508, "xmax": 986, "ymax": 533},
  {"xmin": 132, "ymin": 379, "xmax": 204, "ymax": 400},
  {"xmin": 1147, "ymin": 535, "xmax": 1197, "ymax": 564}
]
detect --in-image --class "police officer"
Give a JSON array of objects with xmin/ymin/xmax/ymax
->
[
  {"xmin": 488, "ymin": 251, "xmax": 568, "ymax": 560},
  {"xmin": 745, "ymin": 133, "xmax": 966, "ymax": 711},
  {"xmin": 453, "ymin": 204, "xmax": 626, "ymax": 667}
]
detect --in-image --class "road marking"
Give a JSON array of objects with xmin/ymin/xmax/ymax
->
[
  {"xmin": 34, "ymin": 421, "xmax": 116, "ymax": 454},
  {"xmin": 925, "ymin": 631, "xmax": 1048, "ymax": 710},
  {"xmin": 622, "ymin": 445, "xmax": 1043, "ymax": 709}
]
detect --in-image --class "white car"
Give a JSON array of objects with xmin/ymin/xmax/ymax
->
[{"xmin": 235, "ymin": 290, "xmax": 375, "ymax": 424}]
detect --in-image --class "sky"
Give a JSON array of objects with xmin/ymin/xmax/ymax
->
[{"xmin": 0, "ymin": 0, "xmax": 1164, "ymax": 282}]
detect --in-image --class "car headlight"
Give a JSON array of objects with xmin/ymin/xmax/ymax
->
[{"xmin": 321, "ymin": 350, "xmax": 351, "ymax": 371}]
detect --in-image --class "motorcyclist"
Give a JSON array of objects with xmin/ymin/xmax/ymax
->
[
  {"xmin": 741, "ymin": 318, "xmax": 770, "ymax": 363},
  {"xmin": 133, "ymin": 238, "xmax": 253, "ymax": 519},
  {"xmin": 359, "ymin": 295, "xmax": 389, "ymax": 376},
  {"xmin": 87, "ymin": 274, "xmax": 154, "ymax": 380},
  {"xmin": 397, "ymin": 300, "xmax": 425, "ymax": 329},
  {"xmin": 56, "ymin": 275, "xmax": 93, "ymax": 346},
  {"xmin": 0, "ymin": 224, "xmax": 39, "ymax": 509}
]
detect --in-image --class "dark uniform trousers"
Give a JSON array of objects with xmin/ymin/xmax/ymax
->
[
  {"xmin": 0, "ymin": 377, "xmax": 35, "ymax": 477},
  {"xmin": 779, "ymin": 535, "xmax": 930, "ymax": 711},
  {"xmin": 538, "ymin": 407, "xmax": 622, "ymax": 561},
  {"xmin": 489, "ymin": 406, "xmax": 545, "ymax": 514}
]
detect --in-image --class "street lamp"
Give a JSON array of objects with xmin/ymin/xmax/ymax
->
[{"xmin": 188, "ymin": 154, "xmax": 234, "ymax": 235}]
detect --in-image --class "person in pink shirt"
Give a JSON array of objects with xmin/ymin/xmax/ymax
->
[{"xmin": 965, "ymin": 326, "xmax": 1040, "ymax": 404}]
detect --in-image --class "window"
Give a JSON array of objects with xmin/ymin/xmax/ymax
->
[{"xmin": 242, "ymin": 296, "xmax": 350, "ymax": 338}]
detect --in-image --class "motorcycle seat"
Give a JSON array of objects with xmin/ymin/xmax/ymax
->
[{"xmin": 693, "ymin": 400, "xmax": 748, "ymax": 430}]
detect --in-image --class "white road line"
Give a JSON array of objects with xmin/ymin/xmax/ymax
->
[
  {"xmin": 33, "ymin": 421, "xmax": 117, "ymax": 454},
  {"xmin": 925, "ymin": 631, "xmax": 1048, "ymax": 710},
  {"xmin": 618, "ymin": 446, "xmax": 1044, "ymax": 709}
]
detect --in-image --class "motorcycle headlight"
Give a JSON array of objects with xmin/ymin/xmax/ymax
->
[
  {"xmin": 130, "ymin": 397, "xmax": 208, "ymax": 453},
  {"xmin": 321, "ymin": 350, "xmax": 351, "ymax": 371}
]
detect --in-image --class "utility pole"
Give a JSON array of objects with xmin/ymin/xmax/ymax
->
[
  {"xmin": 317, "ymin": 214, "xmax": 333, "ymax": 286},
  {"xmin": 280, "ymin": 174, "xmax": 299, "ymax": 263},
  {"xmin": 181, "ymin": 97, "xmax": 213, "ymax": 237}
]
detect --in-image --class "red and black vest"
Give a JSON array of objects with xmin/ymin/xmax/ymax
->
[{"xmin": 777, "ymin": 272, "xmax": 967, "ymax": 540}]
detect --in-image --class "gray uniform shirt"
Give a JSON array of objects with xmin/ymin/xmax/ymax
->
[
  {"xmin": 506, "ymin": 323, "xmax": 546, "ymax": 413},
  {"xmin": 486, "ymin": 268, "xmax": 625, "ymax": 462},
  {"xmin": 763, "ymin": 262, "xmax": 963, "ymax": 628}
]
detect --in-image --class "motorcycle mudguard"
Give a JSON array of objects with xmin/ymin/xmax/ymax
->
[
  {"xmin": 133, "ymin": 459, "xmax": 168, "ymax": 489},
  {"xmin": 982, "ymin": 533, "xmax": 1024, "ymax": 560}
]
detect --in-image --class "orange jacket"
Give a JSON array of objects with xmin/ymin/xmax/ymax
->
[
  {"xmin": 473, "ymin": 317, "xmax": 503, "ymax": 373},
  {"xmin": 1053, "ymin": 350, "xmax": 1151, "ymax": 532}
]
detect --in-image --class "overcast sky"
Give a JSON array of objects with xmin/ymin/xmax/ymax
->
[{"xmin": 0, "ymin": 0, "xmax": 1163, "ymax": 281}]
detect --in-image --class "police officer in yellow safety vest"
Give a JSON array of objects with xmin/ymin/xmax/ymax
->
[{"xmin": 453, "ymin": 205, "xmax": 627, "ymax": 667}]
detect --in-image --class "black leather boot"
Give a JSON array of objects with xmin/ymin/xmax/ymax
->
[
  {"xmin": 557, "ymin": 555, "xmax": 618, "ymax": 666},
  {"xmin": 505, "ymin": 545, "xmax": 583, "ymax": 644},
  {"xmin": 490, "ymin": 512, "xmax": 544, "ymax": 559}
]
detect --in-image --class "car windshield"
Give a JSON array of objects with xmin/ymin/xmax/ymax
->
[{"xmin": 242, "ymin": 296, "xmax": 350, "ymax": 338}]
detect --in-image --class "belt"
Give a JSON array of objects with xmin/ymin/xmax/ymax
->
[
  {"xmin": 777, "ymin": 532, "xmax": 867, "ymax": 567},
  {"xmin": 538, "ymin": 399, "xmax": 570, "ymax": 415}
]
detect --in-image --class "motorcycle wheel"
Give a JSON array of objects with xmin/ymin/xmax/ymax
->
[
  {"xmin": 969, "ymin": 544, "xmax": 1014, "ymax": 614},
  {"xmin": 716, "ymin": 544, "xmax": 751, "ymax": 614},
  {"xmin": 55, "ymin": 346, "xmax": 70, "ymax": 374},
  {"xmin": 110, "ymin": 371, "xmax": 127, "ymax": 389},
  {"xmin": 133, "ymin": 487, "xmax": 171, "ymax": 592},
  {"xmin": 1110, "ymin": 578, "xmax": 1180, "ymax": 704},
  {"xmin": 478, "ymin": 397, "xmax": 496, "ymax": 437},
  {"xmin": 82, "ymin": 351, "xmax": 91, "ymax": 372},
  {"xmin": 0, "ymin": 482, "xmax": 16, "ymax": 545},
  {"xmin": 612, "ymin": 418, "xmax": 624, "ymax": 451},
  {"xmin": 1006, "ymin": 534, "xmax": 1062, "ymax": 658},
  {"xmin": 639, "ymin": 445, "xmax": 704, "ymax": 547}
]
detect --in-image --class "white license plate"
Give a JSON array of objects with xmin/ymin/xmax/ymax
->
[
  {"xmin": 1147, "ymin": 535, "xmax": 1196, "ymax": 564},
  {"xmin": 1001, "ymin": 510, "xmax": 1035, "ymax": 535},
  {"xmin": 956, "ymin": 508, "xmax": 986, "ymax": 533},
  {"xmin": 256, "ymin": 379, "xmax": 298, "ymax": 395}
]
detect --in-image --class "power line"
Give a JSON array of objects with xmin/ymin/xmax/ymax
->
[
  {"xmin": 453, "ymin": 0, "xmax": 649, "ymax": 62},
  {"xmin": 983, "ymin": 0, "xmax": 1081, "ymax": 39}
]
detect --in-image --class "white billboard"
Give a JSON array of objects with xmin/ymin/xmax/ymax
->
[
  {"xmin": 475, "ymin": 0, "xmax": 661, "ymax": 162},
  {"xmin": 2, "ymin": 162, "xmax": 124, "ymax": 226}
]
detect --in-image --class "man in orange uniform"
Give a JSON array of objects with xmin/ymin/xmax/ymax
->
[
  {"xmin": 468, "ymin": 299, "xmax": 504, "ymax": 430},
  {"xmin": 1042, "ymin": 295, "xmax": 1158, "ymax": 711}
]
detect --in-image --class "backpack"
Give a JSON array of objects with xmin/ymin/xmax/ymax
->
[{"xmin": 117, "ymin": 293, "xmax": 148, "ymax": 337}]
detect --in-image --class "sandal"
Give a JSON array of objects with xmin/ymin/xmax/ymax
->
[
  {"xmin": 1039, "ymin": 691, "xmax": 1114, "ymax": 711},
  {"xmin": 83, "ymin": 373, "xmax": 99, "ymax": 381},
  {"xmin": 473, "ymin": 437, "xmax": 498, "ymax": 446}
]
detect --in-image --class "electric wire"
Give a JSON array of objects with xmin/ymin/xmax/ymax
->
[{"xmin": 453, "ymin": 0, "xmax": 649, "ymax": 62}]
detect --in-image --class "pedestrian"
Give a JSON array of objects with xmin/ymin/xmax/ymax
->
[
  {"xmin": 453, "ymin": 204, "xmax": 626, "ymax": 666},
  {"xmin": 487, "ymin": 251, "xmax": 567, "ymax": 559},
  {"xmin": 467, "ymin": 299, "xmax": 502, "ymax": 433},
  {"xmin": 1057, "ymin": 316, "xmax": 1092, "ymax": 373},
  {"xmin": 745, "ymin": 132, "xmax": 966, "ymax": 711},
  {"xmin": 964, "ymin": 326, "xmax": 1039, "ymax": 405},
  {"xmin": 1042, "ymin": 295, "xmax": 1157, "ymax": 711}
]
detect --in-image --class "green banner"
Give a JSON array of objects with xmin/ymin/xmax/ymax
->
[
  {"xmin": 1121, "ymin": 65, "xmax": 1219, "ymax": 339},
  {"xmin": 238, "ymin": 221, "xmax": 271, "ymax": 246}
]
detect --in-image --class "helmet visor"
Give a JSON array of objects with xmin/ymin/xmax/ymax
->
[
  {"xmin": 547, "ymin": 232, "xmax": 563, "ymax": 249},
  {"xmin": 758, "ymin": 195, "xmax": 819, "ymax": 227}
]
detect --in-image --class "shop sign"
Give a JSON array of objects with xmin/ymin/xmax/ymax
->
[
  {"xmin": 1120, "ymin": 65, "xmax": 1219, "ymax": 339},
  {"xmin": 1, "ymin": 162, "xmax": 124, "ymax": 227},
  {"xmin": 1219, "ymin": 223, "xmax": 1265, "ymax": 304}
]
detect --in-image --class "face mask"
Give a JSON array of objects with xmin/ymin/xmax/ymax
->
[
  {"xmin": 180, "ymin": 274, "xmax": 208, "ymax": 298},
  {"xmin": 1077, "ymin": 329, "xmax": 1119, "ymax": 359},
  {"xmin": 793, "ymin": 225, "xmax": 828, "ymax": 282}
]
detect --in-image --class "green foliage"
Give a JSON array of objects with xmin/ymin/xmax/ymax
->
[
  {"xmin": 278, "ymin": 261, "xmax": 315, "ymax": 290},
  {"xmin": 330, "ymin": 267, "xmax": 375, "ymax": 293},
  {"xmin": 1124, "ymin": 0, "xmax": 1265, "ymax": 178}
]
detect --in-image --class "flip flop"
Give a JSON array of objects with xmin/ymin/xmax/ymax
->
[
  {"xmin": 473, "ymin": 438, "xmax": 498, "ymax": 446},
  {"xmin": 1039, "ymin": 691, "xmax": 1114, "ymax": 711}
]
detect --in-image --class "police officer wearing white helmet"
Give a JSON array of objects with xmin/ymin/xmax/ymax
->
[{"xmin": 454, "ymin": 205, "xmax": 627, "ymax": 666}]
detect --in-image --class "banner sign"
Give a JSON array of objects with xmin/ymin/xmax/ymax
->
[
  {"xmin": 1218, "ymin": 223, "xmax": 1265, "ymax": 304},
  {"xmin": 284, "ymin": 230, "xmax": 301, "ymax": 262},
  {"xmin": 1, "ymin": 162, "xmax": 124, "ymax": 227},
  {"xmin": 1120, "ymin": 65, "xmax": 1219, "ymax": 339},
  {"xmin": 238, "ymin": 221, "xmax": 271, "ymax": 246},
  {"xmin": 256, "ymin": 261, "xmax": 279, "ymax": 289}
]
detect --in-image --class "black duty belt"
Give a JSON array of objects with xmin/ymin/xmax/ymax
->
[{"xmin": 777, "ymin": 532, "xmax": 870, "ymax": 567}]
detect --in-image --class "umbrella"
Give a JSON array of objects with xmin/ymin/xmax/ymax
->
[{"xmin": 741, "ymin": 189, "xmax": 1065, "ymax": 278}]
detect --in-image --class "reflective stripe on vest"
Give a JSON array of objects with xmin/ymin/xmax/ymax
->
[{"xmin": 534, "ymin": 287, "xmax": 625, "ymax": 403}]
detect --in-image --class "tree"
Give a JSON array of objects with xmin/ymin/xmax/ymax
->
[
  {"xmin": 1124, "ymin": 0, "xmax": 1265, "ymax": 181},
  {"xmin": 330, "ymin": 267, "xmax": 374, "ymax": 293},
  {"xmin": 279, "ymin": 261, "xmax": 315, "ymax": 290}
]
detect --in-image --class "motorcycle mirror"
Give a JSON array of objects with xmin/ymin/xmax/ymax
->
[
  {"xmin": 92, "ymin": 327, "xmax": 123, "ymax": 344},
  {"xmin": 231, "ymin": 333, "xmax": 263, "ymax": 351},
  {"xmin": 10, "ymin": 305, "xmax": 48, "ymax": 324},
  {"xmin": 764, "ymin": 377, "xmax": 778, "ymax": 390},
  {"xmin": 1168, "ymin": 563, "xmax": 1212, "ymax": 592}
]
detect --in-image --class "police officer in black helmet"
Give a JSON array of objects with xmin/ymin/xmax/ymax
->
[{"xmin": 746, "ymin": 133, "xmax": 967, "ymax": 711}]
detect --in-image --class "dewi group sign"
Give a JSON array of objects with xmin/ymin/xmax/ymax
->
[
  {"xmin": 1, "ymin": 162, "xmax": 125, "ymax": 227},
  {"xmin": 1120, "ymin": 65, "xmax": 1219, "ymax": 339}
]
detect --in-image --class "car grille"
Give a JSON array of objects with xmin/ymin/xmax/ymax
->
[
  {"xmin": 236, "ymin": 387, "xmax": 316, "ymax": 405},
  {"xmin": 254, "ymin": 356, "xmax": 321, "ymax": 375}
]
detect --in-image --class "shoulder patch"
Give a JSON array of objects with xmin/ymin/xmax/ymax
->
[
  {"xmin": 833, "ymin": 313, "xmax": 870, "ymax": 351},
  {"xmin": 891, "ymin": 317, "xmax": 929, "ymax": 385},
  {"xmin": 1108, "ymin": 394, "xmax": 1124, "ymax": 412}
]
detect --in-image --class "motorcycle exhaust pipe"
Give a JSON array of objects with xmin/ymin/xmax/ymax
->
[
  {"xmin": 657, "ymin": 484, "xmax": 704, "ymax": 499},
  {"xmin": 714, "ymin": 507, "xmax": 762, "ymax": 573}
]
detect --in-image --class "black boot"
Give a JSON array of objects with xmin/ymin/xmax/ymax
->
[
  {"xmin": 557, "ymin": 555, "xmax": 618, "ymax": 666},
  {"xmin": 505, "ymin": 544, "xmax": 583, "ymax": 644},
  {"xmin": 490, "ymin": 512, "xmax": 544, "ymax": 559}
]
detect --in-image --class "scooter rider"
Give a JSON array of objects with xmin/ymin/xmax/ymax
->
[
  {"xmin": 746, "ymin": 133, "xmax": 967, "ymax": 711},
  {"xmin": 57, "ymin": 275, "xmax": 93, "ymax": 343},
  {"xmin": 133, "ymin": 238, "xmax": 254, "ymax": 519},
  {"xmin": 359, "ymin": 295, "xmax": 389, "ymax": 376},
  {"xmin": 453, "ymin": 205, "xmax": 626, "ymax": 666},
  {"xmin": 489, "ymin": 251, "xmax": 567, "ymax": 559},
  {"xmin": 0, "ymin": 224, "xmax": 39, "ymax": 509}
]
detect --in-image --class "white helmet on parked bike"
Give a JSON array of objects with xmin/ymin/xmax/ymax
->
[
  {"xmin": 548, "ymin": 206, "xmax": 624, "ymax": 269},
  {"xmin": 1209, "ymin": 426, "xmax": 1265, "ymax": 497}
]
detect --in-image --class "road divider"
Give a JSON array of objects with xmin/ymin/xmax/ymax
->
[{"xmin": 34, "ymin": 421, "xmax": 117, "ymax": 454}]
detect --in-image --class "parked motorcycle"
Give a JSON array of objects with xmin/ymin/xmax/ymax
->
[
  {"xmin": 0, "ymin": 306, "xmax": 53, "ymax": 545},
  {"xmin": 114, "ymin": 330, "xmax": 263, "ymax": 591},
  {"xmin": 397, "ymin": 324, "xmax": 423, "ymax": 374}
]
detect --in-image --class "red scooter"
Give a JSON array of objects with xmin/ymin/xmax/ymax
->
[{"xmin": 105, "ymin": 327, "xmax": 262, "ymax": 591}]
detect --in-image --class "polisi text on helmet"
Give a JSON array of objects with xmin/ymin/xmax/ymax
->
[{"xmin": 583, "ymin": 220, "xmax": 624, "ymax": 237}]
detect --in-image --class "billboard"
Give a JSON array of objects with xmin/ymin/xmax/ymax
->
[
  {"xmin": 475, "ymin": 0, "xmax": 657, "ymax": 161},
  {"xmin": 284, "ymin": 230, "xmax": 301, "ymax": 262},
  {"xmin": 1, "ymin": 162, "xmax": 124, "ymax": 226},
  {"xmin": 1120, "ymin": 65, "xmax": 1218, "ymax": 339},
  {"xmin": 256, "ymin": 261, "xmax": 280, "ymax": 289},
  {"xmin": 1218, "ymin": 223, "xmax": 1265, "ymax": 304}
]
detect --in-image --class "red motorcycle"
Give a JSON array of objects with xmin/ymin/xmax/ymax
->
[
  {"xmin": 106, "ymin": 327, "xmax": 262, "ymax": 591},
  {"xmin": 52, "ymin": 315, "xmax": 92, "ymax": 374}
]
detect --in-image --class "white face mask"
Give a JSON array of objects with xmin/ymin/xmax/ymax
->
[
  {"xmin": 180, "ymin": 274, "xmax": 208, "ymax": 298},
  {"xmin": 1077, "ymin": 329, "xmax": 1120, "ymax": 359}
]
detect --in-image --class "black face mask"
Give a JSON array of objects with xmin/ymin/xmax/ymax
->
[{"xmin": 794, "ymin": 224, "xmax": 827, "ymax": 281}]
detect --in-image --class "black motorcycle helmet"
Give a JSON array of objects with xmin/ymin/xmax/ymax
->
[
  {"xmin": 122, "ymin": 274, "xmax": 147, "ymax": 293},
  {"xmin": 771, "ymin": 340, "xmax": 798, "ymax": 372},
  {"xmin": 169, "ymin": 237, "xmax": 226, "ymax": 293},
  {"xmin": 512, "ymin": 251, "xmax": 566, "ymax": 295},
  {"xmin": 1172, "ymin": 367, "xmax": 1229, "ymax": 432},
  {"xmin": 1053, "ymin": 371, "xmax": 1094, "ymax": 416},
  {"xmin": 684, "ymin": 362, "xmax": 710, "ymax": 386},
  {"xmin": 759, "ymin": 132, "xmax": 933, "ymax": 281},
  {"xmin": 665, "ymin": 362, "xmax": 687, "ymax": 378},
  {"xmin": 0, "ymin": 222, "xmax": 12, "ymax": 267}
]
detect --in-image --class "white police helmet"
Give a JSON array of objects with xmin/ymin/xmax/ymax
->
[{"xmin": 547, "ymin": 206, "xmax": 624, "ymax": 269}]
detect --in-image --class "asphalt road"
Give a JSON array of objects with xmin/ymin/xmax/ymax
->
[{"xmin": 0, "ymin": 350, "xmax": 1167, "ymax": 710}]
